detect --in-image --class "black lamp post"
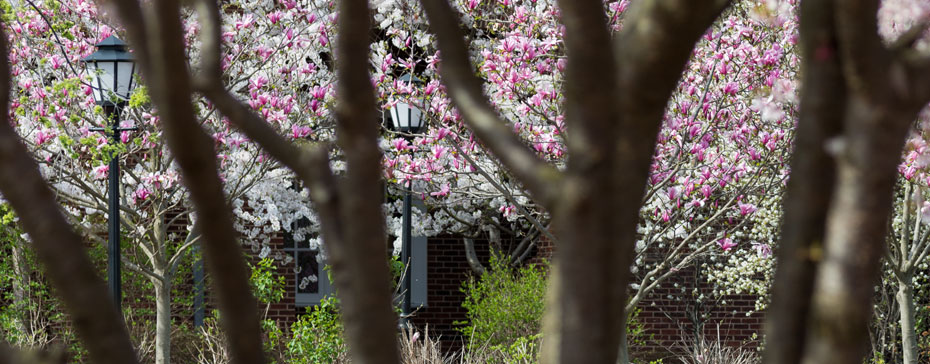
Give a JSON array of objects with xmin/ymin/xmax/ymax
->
[
  {"xmin": 386, "ymin": 74, "xmax": 426, "ymax": 330},
  {"xmin": 82, "ymin": 35, "xmax": 137, "ymax": 310}
]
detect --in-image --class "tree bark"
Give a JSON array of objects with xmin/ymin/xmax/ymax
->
[
  {"xmin": 616, "ymin": 320, "xmax": 629, "ymax": 364},
  {"xmin": 329, "ymin": 1, "xmax": 402, "ymax": 363},
  {"xmin": 154, "ymin": 279, "xmax": 172, "ymax": 364},
  {"xmin": 421, "ymin": 1, "xmax": 731, "ymax": 362},
  {"xmin": 896, "ymin": 278, "xmax": 918, "ymax": 364},
  {"xmin": 9, "ymin": 240, "xmax": 32, "ymax": 341},
  {"xmin": 801, "ymin": 105, "xmax": 916, "ymax": 364},
  {"xmin": 763, "ymin": 1, "xmax": 844, "ymax": 363}
]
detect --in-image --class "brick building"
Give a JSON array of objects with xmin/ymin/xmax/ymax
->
[{"xmin": 255, "ymin": 226, "xmax": 763, "ymax": 359}]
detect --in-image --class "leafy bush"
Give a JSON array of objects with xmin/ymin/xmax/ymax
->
[
  {"xmin": 457, "ymin": 255, "xmax": 547, "ymax": 348},
  {"xmin": 285, "ymin": 296, "xmax": 348, "ymax": 363},
  {"xmin": 249, "ymin": 258, "xmax": 286, "ymax": 308},
  {"xmin": 488, "ymin": 333, "xmax": 542, "ymax": 364}
]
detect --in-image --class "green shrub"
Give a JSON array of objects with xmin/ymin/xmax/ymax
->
[
  {"xmin": 285, "ymin": 296, "xmax": 348, "ymax": 363},
  {"xmin": 488, "ymin": 333, "xmax": 542, "ymax": 364},
  {"xmin": 249, "ymin": 257, "xmax": 286, "ymax": 307},
  {"xmin": 457, "ymin": 255, "xmax": 547, "ymax": 348}
]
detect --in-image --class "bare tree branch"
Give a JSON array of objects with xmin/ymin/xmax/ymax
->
[
  {"xmin": 445, "ymin": 133, "xmax": 557, "ymax": 245},
  {"xmin": 97, "ymin": 0, "xmax": 151, "ymax": 70},
  {"xmin": 890, "ymin": 20, "xmax": 930, "ymax": 52},
  {"xmin": 557, "ymin": 0, "xmax": 618, "ymax": 161},
  {"xmin": 190, "ymin": 0, "xmax": 342, "ymax": 228},
  {"xmin": 193, "ymin": 0, "xmax": 399, "ymax": 361},
  {"xmin": 833, "ymin": 0, "xmax": 895, "ymax": 99},
  {"xmin": 463, "ymin": 238, "xmax": 487, "ymax": 275},
  {"xmin": 799, "ymin": 1, "xmax": 930, "ymax": 363}
]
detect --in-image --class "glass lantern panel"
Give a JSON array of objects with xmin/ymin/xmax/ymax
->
[
  {"xmin": 115, "ymin": 60, "xmax": 135, "ymax": 100},
  {"xmin": 89, "ymin": 61, "xmax": 115, "ymax": 104},
  {"xmin": 390, "ymin": 102, "xmax": 424, "ymax": 130}
]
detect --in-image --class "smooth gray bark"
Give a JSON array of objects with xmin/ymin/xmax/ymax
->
[
  {"xmin": 154, "ymin": 279, "xmax": 172, "ymax": 364},
  {"xmin": 896, "ymin": 278, "xmax": 918, "ymax": 364}
]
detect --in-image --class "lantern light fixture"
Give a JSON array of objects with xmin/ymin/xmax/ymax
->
[
  {"xmin": 81, "ymin": 35, "xmax": 137, "ymax": 106},
  {"xmin": 387, "ymin": 74, "xmax": 426, "ymax": 135}
]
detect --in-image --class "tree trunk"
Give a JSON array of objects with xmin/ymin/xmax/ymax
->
[
  {"xmin": 154, "ymin": 279, "xmax": 172, "ymax": 364},
  {"xmin": 616, "ymin": 325, "xmax": 629, "ymax": 364},
  {"xmin": 896, "ymin": 278, "xmax": 917, "ymax": 364},
  {"xmin": 9, "ymin": 240, "xmax": 32, "ymax": 340},
  {"xmin": 763, "ymin": 1, "xmax": 843, "ymax": 363},
  {"xmin": 801, "ymin": 103, "xmax": 915, "ymax": 364}
]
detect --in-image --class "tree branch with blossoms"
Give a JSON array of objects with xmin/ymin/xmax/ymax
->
[
  {"xmin": 101, "ymin": 0, "xmax": 268, "ymax": 362},
  {"xmin": 419, "ymin": 0, "xmax": 564, "ymax": 209},
  {"xmin": 0, "ymin": 17, "xmax": 139, "ymax": 364}
]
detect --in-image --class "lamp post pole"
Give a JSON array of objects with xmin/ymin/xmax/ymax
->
[
  {"xmin": 387, "ymin": 73, "xmax": 426, "ymax": 331},
  {"xmin": 400, "ymin": 178, "xmax": 413, "ymax": 329},
  {"xmin": 91, "ymin": 105, "xmax": 136, "ymax": 310},
  {"xmin": 82, "ymin": 35, "xmax": 137, "ymax": 313}
]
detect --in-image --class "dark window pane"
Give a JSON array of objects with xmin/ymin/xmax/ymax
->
[
  {"xmin": 284, "ymin": 217, "xmax": 313, "ymax": 249},
  {"xmin": 297, "ymin": 250, "xmax": 320, "ymax": 294}
]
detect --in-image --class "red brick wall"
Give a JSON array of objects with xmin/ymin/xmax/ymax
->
[
  {"xmin": 262, "ymin": 233, "xmax": 299, "ymax": 327},
  {"xmin": 407, "ymin": 235, "xmax": 492, "ymax": 352},
  {"xmin": 633, "ymin": 266, "xmax": 763, "ymax": 359},
  {"xmin": 255, "ymin": 230, "xmax": 763, "ymax": 359}
]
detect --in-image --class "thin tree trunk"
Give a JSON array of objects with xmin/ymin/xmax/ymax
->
[
  {"xmin": 154, "ymin": 279, "xmax": 172, "ymax": 364},
  {"xmin": 616, "ymin": 324, "xmax": 629, "ymax": 364},
  {"xmin": 9, "ymin": 240, "xmax": 32, "ymax": 340},
  {"xmin": 896, "ymin": 278, "xmax": 917, "ymax": 364}
]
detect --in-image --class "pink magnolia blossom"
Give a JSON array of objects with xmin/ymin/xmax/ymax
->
[
  {"xmin": 34, "ymin": 129, "xmax": 55, "ymax": 146},
  {"xmin": 92, "ymin": 165, "xmax": 109, "ymax": 180},
  {"xmin": 717, "ymin": 238, "xmax": 737, "ymax": 252},
  {"xmin": 133, "ymin": 187, "xmax": 151, "ymax": 203},
  {"xmin": 430, "ymin": 184, "xmax": 450, "ymax": 198},
  {"xmin": 752, "ymin": 242, "xmax": 773, "ymax": 258},
  {"xmin": 291, "ymin": 125, "xmax": 312, "ymax": 139},
  {"xmin": 392, "ymin": 138, "xmax": 411, "ymax": 151}
]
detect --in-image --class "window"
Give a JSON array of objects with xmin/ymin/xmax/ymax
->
[
  {"xmin": 283, "ymin": 218, "xmax": 334, "ymax": 306},
  {"xmin": 283, "ymin": 206, "xmax": 428, "ymax": 308}
]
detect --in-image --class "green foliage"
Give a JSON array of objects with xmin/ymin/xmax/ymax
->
[
  {"xmin": 390, "ymin": 254, "xmax": 405, "ymax": 289},
  {"xmin": 128, "ymin": 86, "xmax": 149, "ymax": 109},
  {"xmin": 487, "ymin": 333, "xmax": 541, "ymax": 364},
  {"xmin": 0, "ymin": 1, "xmax": 14, "ymax": 23},
  {"xmin": 457, "ymin": 255, "xmax": 547, "ymax": 348},
  {"xmin": 0, "ymin": 204, "xmax": 83, "ymax": 359},
  {"xmin": 627, "ymin": 308, "xmax": 652, "ymax": 349},
  {"xmin": 285, "ymin": 296, "xmax": 347, "ymax": 363},
  {"xmin": 250, "ymin": 258, "xmax": 286, "ymax": 305},
  {"xmin": 918, "ymin": 301, "xmax": 930, "ymax": 362}
]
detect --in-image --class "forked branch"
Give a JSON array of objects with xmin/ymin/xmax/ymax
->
[{"xmin": 419, "ymin": 0, "xmax": 563, "ymax": 209}]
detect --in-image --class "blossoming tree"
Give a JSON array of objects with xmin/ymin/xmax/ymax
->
[
  {"xmin": 0, "ymin": 1, "xmax": 930, "ymax": 364},
  {"xmin": 4, "ymin": 0, "xmax": 334, "ymax": 361}
]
